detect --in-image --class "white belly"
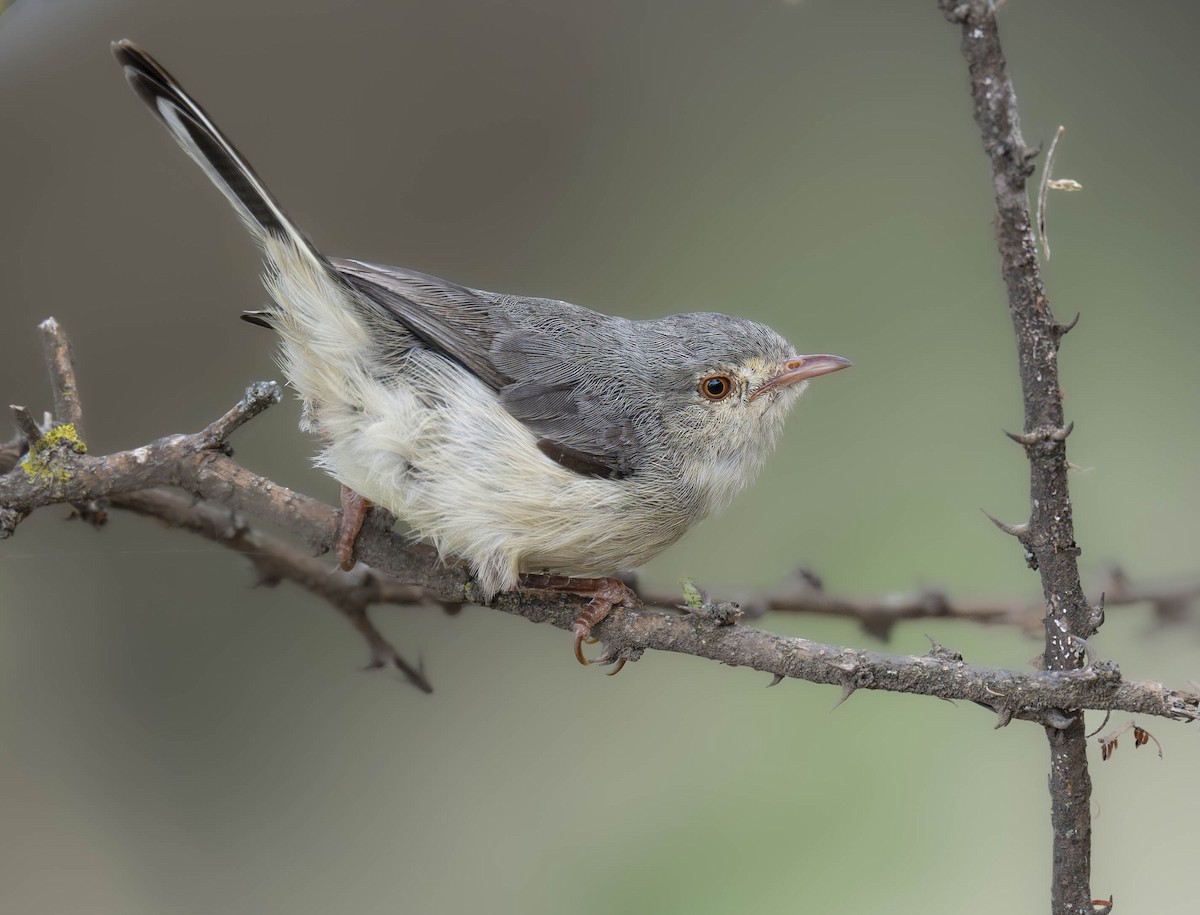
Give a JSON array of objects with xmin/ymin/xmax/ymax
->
[{"xmin": 314, "ymin": 350, "xmax": 701, "ymax": 599}]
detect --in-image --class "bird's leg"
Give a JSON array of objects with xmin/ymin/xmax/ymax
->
[
  {"xmin": 335, "ymin": 485, "xmax": 372, "ymax": 571},
  {"xmin": 518, "ymin": 574, "xmax": 640, "ymax": 671}
]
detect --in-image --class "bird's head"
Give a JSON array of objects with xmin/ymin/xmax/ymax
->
[{"xmin": 640, "ymin": 313, "xmax": 850, "ymax": 511}]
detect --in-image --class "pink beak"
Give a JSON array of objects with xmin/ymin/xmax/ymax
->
[{"xmin": 749, "ymin": 354, "xmax": 852, "ymax": 401}]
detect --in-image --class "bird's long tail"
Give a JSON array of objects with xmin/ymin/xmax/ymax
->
[
  {"xmin": 112, "ymin": 40, "xmax": 388, "ymax": 427},
  {"xmin": 112, "ymin": 39, "xmax": 312, "ymax": 251}
]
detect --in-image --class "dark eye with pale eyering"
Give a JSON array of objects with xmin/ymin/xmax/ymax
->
[{"xmin": 699, "ymin": 374, "xmax": 734, "ymax": 401}]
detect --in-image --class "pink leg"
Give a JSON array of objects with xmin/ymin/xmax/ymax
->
[{"xmin": 336, "ymin": 486, "xmax": 372, "ymax": 571}]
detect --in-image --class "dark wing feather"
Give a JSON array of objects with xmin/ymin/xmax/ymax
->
[
  {"xmin": 330, "ymin": 258, "xmax": 643, "ymax": 478},
  {"xmin": 334, "ymin": 258, "xmax": 512, "ymax": 390}
]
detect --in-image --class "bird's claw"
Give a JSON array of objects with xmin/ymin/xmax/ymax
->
[
  {"xmin": 573, "ymin": 625, "xmax": 595, "ymax": 667},
  {"xmin": 521, "ymin": 573, "xmax": 639, "ymax": 670}
]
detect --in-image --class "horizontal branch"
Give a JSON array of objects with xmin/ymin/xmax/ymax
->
[
  {"xmin": 3, "ymin": 319, "xmax": 1199, "ymax": 723},
  {"xmin": 639, "ymin": 568, "xmax": 1200, "ymax": 640},
  {"xmin": 113, "ymin": 488, "xmax": 433, "ymax": 692}
]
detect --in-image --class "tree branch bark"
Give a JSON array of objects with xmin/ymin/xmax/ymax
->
[
  {"xmin": 940, "ymin": 2, "xmax": 1097, "ymax": 911},
  {"xmin": 3, "ymin": 321, "xmax": 1199, "ymax": 730}
]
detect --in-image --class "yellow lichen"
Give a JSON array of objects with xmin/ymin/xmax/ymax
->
[{"xmin": 20, "ymin": 422, "xmax": 87, "ymax": 484}]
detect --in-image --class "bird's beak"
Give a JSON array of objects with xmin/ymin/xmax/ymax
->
[{"xmin": 750, "ymin": 354, "xmax": 852, "ymax": 401}]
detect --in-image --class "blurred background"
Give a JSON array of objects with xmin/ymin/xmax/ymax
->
[{"xmin": 2, "ymin": 1, "xmax": 1199, "ymax": 912}]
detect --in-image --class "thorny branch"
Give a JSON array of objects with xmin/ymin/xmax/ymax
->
[
  {"xmin": 3, "ymin": 320, "xmax": 1199, "ymax": 731},
  {"xmin": 4, "ymin": 320, "xmax": 432, "ymax": 692},
  {"xmin": 940, "ymin": 1, "xmax": 1098, "ymax": 913},
  {"xmin": 1, "ymin": 16, "xmax": 1190, "ymax": 915}
]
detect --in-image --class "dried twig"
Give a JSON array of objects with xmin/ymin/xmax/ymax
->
[
  {"xmin": 1096, "ymin": 720, "xmax": 1163, "ymax": 762},
  {"xmin": 39, "ymin": 317, "xmax": 84, "ymax": 435},
  {"xmin": 114, "ymin": 488, "xmax": 433, "ymax": 693},
  {"xmin": 1038, "ymin": 126, "xmax": 1064, "ymax": 261}
]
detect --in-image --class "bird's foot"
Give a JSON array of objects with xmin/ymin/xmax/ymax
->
[
  {"xmin": 518, "ymin": 574, "xmax": 640, "ymax": 673},
  {"xmin": 335, "ymin": 486, "xmax": 372, "ymax": 571}
]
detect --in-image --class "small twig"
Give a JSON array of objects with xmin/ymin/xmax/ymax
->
[
  {"xmin": 1085, "ymin": 710, "xmax": 1112, "ymax": 740},
  {"xmin": 113, "ymin": 488, "xmax": 433, "ymax": 693},
  {"xmin": 1097, "ymin": 720, "xmax": 1163, "ymax": 761},
  {"xmin": 10, "ymin": 405, "xmax": 42, "ymax": 445},
  {"xmin": 39, "ymin": 317, "xmax": 85, "ymax": 436},
  {"xmin": 199, "ymin": 380, "xmax": 283, "ymax": 447},
  {"xmin": 1037, "ymin": 125, "xmax": 1065, "ymax": 261}
]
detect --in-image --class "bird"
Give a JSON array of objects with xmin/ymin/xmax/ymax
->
[{"xmin": 111, "ymin": 39, "xmax": 851, "ymax": 670}]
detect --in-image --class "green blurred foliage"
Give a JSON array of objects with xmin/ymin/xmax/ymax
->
[{"xmin": 1, "ymin": 2, "xmax": 1198, "ymax": 913}]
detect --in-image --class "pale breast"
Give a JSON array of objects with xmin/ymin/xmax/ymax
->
[{"xmin": 314, "ymin": 353, "xmax": 706, "ymax": 598}]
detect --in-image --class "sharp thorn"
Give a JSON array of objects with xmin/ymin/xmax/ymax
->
[
  {"xmin": 831, "ymin": 683, "xmax": 856, "ymax": 710},
  {"xmin": 1085, "ymin": 710, "xmax": 1113, "ymax": 739},
  {"xmin": 766, "ymin": 673, "xmax": 784, "ymax": 688},
  {"xmin": 1054, "ymin": 312, "xmax": 1081, "ymax": 336},
  {"xmin": 1052, "ymin": 421, "xmax": 1075, "ymax": 441},
  {"xmin": 981, "ymin": 509, "xmax": 1030, "ymax": 537},
  {"xmin": 1003, "ymin": 429, "xmax": 1033, "ymax": 445}
]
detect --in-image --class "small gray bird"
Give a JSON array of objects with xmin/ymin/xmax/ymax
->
[{"xmin": 112, "ymin": 40, "xmax": 850, "ymax": 668}]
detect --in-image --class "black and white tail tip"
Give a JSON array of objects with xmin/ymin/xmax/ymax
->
[{"xmin": 111, "ymin": 39, "xmax": 295, "ymax": 242}]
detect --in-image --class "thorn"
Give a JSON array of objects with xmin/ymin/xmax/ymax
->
[
  {"xmin": 860, "ymin": 615, "xmax": 896, "ymax": 642},
  {"xmin": 831, "ymin": 683, "xmax": 856, "ymax": 710},
  {"xmin": 1003, "ymin": 428, "xmax": 1033, "ymax": 445},
  {"xmin": 1053, "ymin": 312, "xmax": 1081, "ymax": 336},
  {"xmin": 924, "ymin": 635, "xmax": 963, "ymax": 663},
  {"xmin": 767, "ymin": 673, "xmax": 784, "ymax": 688},
  {"xmin": 1085, "ymin": 710, "xmax": 1113, "ymax": 739},
  {"xmin": 993, "ymin": 706, "xmax": 1014, "ymax": 729},
  {"xmin": 981, "ymin": 509, "xmax": 1030, "ymax": 537},
  {"xmin": 1088, "ymin": 592, "xmax": 1106, "ymax": 633},
  {"xmin": 791, "ymin": 566, "xmax": 824, "ymax": 591},
  {"xmin": 1052, "ymin": 421, "xmax": 1075, "ymax": 441},
  {"xmin": 1005, "ymin": 423, "xmax": 1073, "ymax": 445}
]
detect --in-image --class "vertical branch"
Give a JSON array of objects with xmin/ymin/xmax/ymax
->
[{"xmin": 938, "ymin": 3, "xmax": 1095, "ymax": 913}]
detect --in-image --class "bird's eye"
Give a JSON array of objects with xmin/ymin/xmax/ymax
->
[{"xmin": 699, "ymin": 375, "xmax": 733, "ymax": 401}]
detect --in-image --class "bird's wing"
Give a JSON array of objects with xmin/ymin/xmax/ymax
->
[
  {"xmin": 333, "ymin": 258, "xmax": 513, "ymax": 390},
  {"xmin": 331, "ymin": 258, "xmax": 642, "ymax": 479}
]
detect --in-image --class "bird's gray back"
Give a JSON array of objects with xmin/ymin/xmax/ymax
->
[{"xmin": 331, "ymin": 258, "xmax": 790, "ymax": 481}]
